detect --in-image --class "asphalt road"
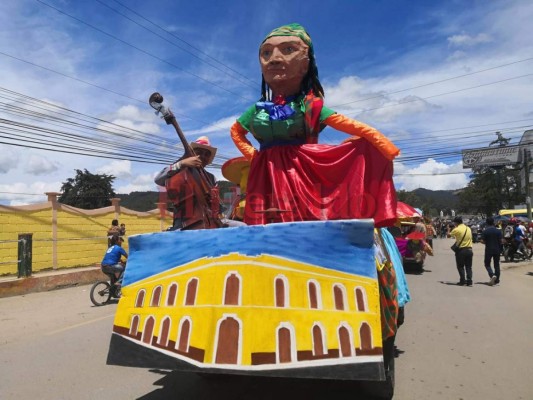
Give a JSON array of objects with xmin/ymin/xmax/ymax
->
[{"xmin": 0, "ymin": 238, "xmax": 532, "ymax": 399}]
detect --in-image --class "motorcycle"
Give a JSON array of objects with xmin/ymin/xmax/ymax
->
[{"xmin": 502, "ymin": 237, "xmax": 532, "ymax": 262}]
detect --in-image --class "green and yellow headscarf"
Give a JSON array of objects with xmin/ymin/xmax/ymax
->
[{"xmin": 261, "ymin": 23, "xmax": 313, "ymax": 50}]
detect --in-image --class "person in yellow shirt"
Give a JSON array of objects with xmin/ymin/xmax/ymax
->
[{"xmin": 448, "ymin": 216, "xmax": 473, "ymax": 286}]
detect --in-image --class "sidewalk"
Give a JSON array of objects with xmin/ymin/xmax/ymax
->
[
  {"xmin": 0, "ymin": 265, "xmax": 106, "ymax": 298},
  {"xmin": 1, "ymin": 244, "xmax": 530, "ymax": 299}
]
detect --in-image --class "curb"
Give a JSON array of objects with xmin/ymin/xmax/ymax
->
[{"xmin": 0, "ymin": 267, "xmax": 107, "ymax": 298}]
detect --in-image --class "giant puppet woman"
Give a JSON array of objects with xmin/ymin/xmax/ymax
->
[{"xmin": 230, "ymin": 23, "xmax": 400, "ymax": 226}]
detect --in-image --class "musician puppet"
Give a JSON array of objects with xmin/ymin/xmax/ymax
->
[
  {"xmin": 154, "ymin": 136, "xmax": 220, "ymax": 230},
  {"xmin": 230, "ymin": 23, "xmax": 400, "ymax": 226}
]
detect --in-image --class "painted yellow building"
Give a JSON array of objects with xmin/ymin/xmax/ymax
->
[{"xmin": 112, "ymin": 252, "xmax": 382, "ymax": 370}]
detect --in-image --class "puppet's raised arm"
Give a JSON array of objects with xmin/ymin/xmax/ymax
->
[{"xmin": 324, "ymin": 113, "xmax": 400, "ymax": 161}]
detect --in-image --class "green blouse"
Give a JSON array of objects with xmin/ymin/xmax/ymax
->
[{"xmin": 237, "ymin": 96, "xmax": 336, "ymax": 146}]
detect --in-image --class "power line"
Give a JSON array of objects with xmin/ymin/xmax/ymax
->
[
  {"xmin": 393, "ymin": 118, "xmax": 533, "ymax": 137},
  {"xmin": 0, "ymin": 87, "xmax": 237, "ymax": 167},
  {"xmin": 395, "ymin": 171, "xmax": 470, "ymax": 176},
  {"xmin": 26, "ymin": 2, "xmax": 533, "ymax": 131},
  {"xmin": 0, "ymin": 52, "xmax": 238, "ymax": 132},
  {"xmin": 110, "ymin": 0, "xmax": 256, "ymax": 86},
  {"xmin": 1, "ymin": 86, "xmax": 530, "ymax": 171},
  {"xmin": 340, "ymin": 73, "xmax": 533, "ymax": 118},
  {"xmin": 0, "ymin": 191, "xmax": 47, "ymax": 196},
  {"xmin": 94, "ymin": 0, "xmax": 258, "ymax": 90},
  {"xmin": 331, "ymin": 56, "xmax": 533, "ymax": 108},
  {"xmin": 4, "ymin": 38, "xmax": 531, "ymax": 147},
  {"xmin": 35, "ymin": 0, "xmax": 255, "ymax": 102}
]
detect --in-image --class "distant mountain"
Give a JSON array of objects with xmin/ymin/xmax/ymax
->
[
  {"xmin": 412, "ymin": 188, "xmax": 460, "ymax": 207},
  {"xmin": 397, "ymin": 187, "xmax": 461, "ymax": 216},
  {"xmin": 118, "ymin": 191, "xmax": 161, "ymax": 212},
  {"xmin": 117, "ymin": 187, "xmax": 461, "ymax": 215},
  {"xmin": 117, "ymin": 181, "xmax": 238, "ymax": 212}
]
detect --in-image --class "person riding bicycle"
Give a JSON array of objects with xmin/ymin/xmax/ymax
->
[{"xmin": 101, "ymin": 235, "xmax": 128, "ymax": 284}]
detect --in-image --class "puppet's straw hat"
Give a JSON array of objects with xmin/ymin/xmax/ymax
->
[
  {"xmin": 222, "ymin": 157, "xmax": 251, "ymax": 186},
  {"xmin": 190, "ymin": 136, "xmax": 216, "ymax": 165}
]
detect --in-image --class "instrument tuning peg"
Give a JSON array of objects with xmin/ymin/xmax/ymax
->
[{"xmin": 148, "ymin": 92, "xmax": 173, "ymax": 121}]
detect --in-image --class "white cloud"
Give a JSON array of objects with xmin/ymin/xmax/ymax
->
[
  {"xmin": 0, "ymin": 181, "xmax": 62, "ymax": 206},
  {"xmin": 187, "ymin": 115, "xmax": 240, "ymax": 138},
  {"xmin": 394, "ymin": 159, "xmax": 469, "ymax": 191},
  {"xmin": 25, "ymin": 155, "xmax": 59, "ymax": 175},
  {"xmin": 325, "ymin": 76, "xmax": 437, "ymax": 123},
  {"xmin": 112, "ymin": 105, "xmax": 155, "ymax": 122},
  {"xmin": 115, "ymin": 173, "xmax": 160, "ymax": 194},
  {"xmin": 361, "ymin": 95, "xmax": 436, "ymax": 123},
  {"xmin": 448, "ymin": 33, "xmax": 492, "ymax": 47},
  {"xmin": 98, "ymin": 105, "xmax": 162, "ymax": 136},
  {"xmin": 446, "ymin": 50, "xmax": 467, "ymax": 62},
  {"xmin": 0, "ymin": 144, "xmax": 19, "ymax": 173},
  {"xmin": 96, "ymin": 160, "xmax": 132, "ymax": 179}
]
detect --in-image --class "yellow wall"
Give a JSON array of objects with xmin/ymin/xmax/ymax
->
[
  {"xmin": 0, "ymin": 207, "xmax": 53, "ymax": 275},
  {"xmin": 0, "ymin": 201, "xmax": 171, "ymax": 275}
]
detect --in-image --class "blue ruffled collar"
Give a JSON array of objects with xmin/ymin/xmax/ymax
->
[{"xmin": 256, "ymin": 95, "xmax": 297, "ymax": 121}]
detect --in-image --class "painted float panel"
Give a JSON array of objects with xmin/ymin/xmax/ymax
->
[{"xmin": 107, "ymin": 219, "xmax": 386, "ymax": 380}]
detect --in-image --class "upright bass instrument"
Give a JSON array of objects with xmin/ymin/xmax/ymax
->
[{"xmin": 149, "ymin": 92, "xmax": 223, "ymax": 230}]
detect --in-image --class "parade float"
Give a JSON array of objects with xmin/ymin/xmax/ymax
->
[
  {"xmin": 107, "ymin": 23, "xmax": 408, "ymax": 399},
  {"xmin": 106, "ymin": 109, "xmax": 403, "ymax": 398}
]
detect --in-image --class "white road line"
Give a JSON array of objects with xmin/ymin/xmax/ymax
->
[{"xmin": 45, "ymin": 314, "xmax": 115, "ymax": 335}]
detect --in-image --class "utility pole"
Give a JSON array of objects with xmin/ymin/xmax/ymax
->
[
  {"xmin": 495, "ymin": 167, "xmax": 503, "ymax": 210},
  {"xmin": 489, "ymin": 132, "xmax": 510, "ymax": 212},
  {"xmin": 524, "ymin": 148, "xmax": 532, "ymax": 220}
]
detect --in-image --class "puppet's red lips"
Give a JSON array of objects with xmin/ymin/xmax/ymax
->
[{"xmin": 266, "ymin": 69, "xmax": 285, "ymax": 75}]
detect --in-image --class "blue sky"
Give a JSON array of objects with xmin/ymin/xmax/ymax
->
[{"xmin": 1, "ymin": 0, "xmax": 532, "ymax": 205}]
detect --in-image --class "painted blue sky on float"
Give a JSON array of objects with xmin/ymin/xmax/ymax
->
[{"xmin": 123, "ymin": 220, "xmax": 376, "ymax": 286}]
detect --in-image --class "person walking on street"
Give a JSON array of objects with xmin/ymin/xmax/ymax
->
[
  {"xmin": 107, "ymin": 219, "xmax": 121, "ymax": 247},
  {"xmin": 425, "ymin": 218, "xmax": 434, "ymax": 248},
  {"xmin": 448, "ymin": 216, "xmax": 473, "ymax": 286},
  {"xmin": 480, "ymin": 216, "xmax": 502, "ymax": 286},
  {"xmin": 119, "ymin": 223, "xmax": 126, "ymax": 237},
  {"xmin": 413, "ymin": 216, "xmax": 426, "ymax": 235}
]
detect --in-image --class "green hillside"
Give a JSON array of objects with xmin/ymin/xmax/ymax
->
[
  {"xmin": 117, "ymin": 181, "xmax": 238, "ymax": 212},
  {"xmin": 118, "ymin": 185, "xmax": 460, "ymax": 216}
]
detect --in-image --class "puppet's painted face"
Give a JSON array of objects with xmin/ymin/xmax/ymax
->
[
  {"xmin": 259, "ymin": 36, "xmax": 309, "ymax": 93},
  {"xmin": 195, "ymin": 148, "xmax": 212, "ymax": 166}
]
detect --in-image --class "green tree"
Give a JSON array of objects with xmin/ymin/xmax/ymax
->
[
  {"xmin": 59, "ymin": 169, "xmax": 116, "ymax": 209},
  {"xmin": 118, "ymin": 191, "xmax": 160, "ymax": 212},
  {"xmin": 457, "ymin": 166, "xmax": 523, "ymax": 215},
  {"xmin": 396, "ymin": 190, "xmax": 421, "ymax": 207}
]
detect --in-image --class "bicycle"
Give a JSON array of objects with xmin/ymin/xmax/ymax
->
[{"xmin": 90, "ymin": 265, "xmax": 124, "ymax": 306}]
